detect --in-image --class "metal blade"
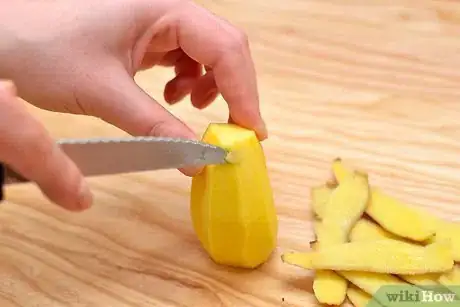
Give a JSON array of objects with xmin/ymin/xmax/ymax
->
[{"xmin": 4, "ymin": 136, "xmax": 228, "ymax": 184}]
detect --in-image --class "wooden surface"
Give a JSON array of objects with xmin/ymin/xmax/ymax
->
[{"xmin": 2, "ymin": 0, "xmax": 460, "ymax": 306}]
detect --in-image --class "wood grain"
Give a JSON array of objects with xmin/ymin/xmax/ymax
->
[{"xmin": 2, "ymin": 0, "xmax": 460, "ymax": 306}]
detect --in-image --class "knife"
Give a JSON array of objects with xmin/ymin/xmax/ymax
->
[{"xmin": 0, "ymin": 136, "xmax": 228, "ymax": 200}]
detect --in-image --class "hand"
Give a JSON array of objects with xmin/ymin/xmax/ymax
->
[
  {"xmin": 0, "ymin": 81, "xmax": 92, "ymax": 211},
  {"xmin": 0, "ymin": 0, "xmax": 267, "ymax": 211}
]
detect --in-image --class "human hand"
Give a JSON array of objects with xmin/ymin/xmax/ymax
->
[
  {"xmin": 0, "ymin": 0, "xmax": 267, "ymax": 211},
  {"xmin": 0, "ymin": 0, "xmax": 267, "ymax": 165},
  {"xmin": 0, "ymin": 80, "xmax": 92, "ymax": 211}
]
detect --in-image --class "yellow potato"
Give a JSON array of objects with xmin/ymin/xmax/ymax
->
[{"xmin": 190, "ymin": 123, "xmax": 278, "ymax": 268}]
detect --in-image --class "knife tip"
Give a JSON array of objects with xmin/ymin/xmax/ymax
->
[{"xmin": 224, "ymin": 150, "xmax": 241, "ymax": 164}]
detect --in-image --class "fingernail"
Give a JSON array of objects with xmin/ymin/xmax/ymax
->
[
  {"xmin": 179, "ymin": 166, "xmax": 204, "ymax": 177},
  {"xmin": 77, "ymin": 180, "xmax": 93, "ymax": 210},
  {"xmin": 257, "ymin": 119, "xmax": 268, "ymax": 140}
]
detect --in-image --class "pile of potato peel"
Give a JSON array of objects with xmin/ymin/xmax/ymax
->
[{"xmin": 281, "ymin": 158, "xmax": 460, "ymax": 307}]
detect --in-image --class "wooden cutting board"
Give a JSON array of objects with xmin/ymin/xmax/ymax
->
[{"xmin": 2, "ymin": 0, "xmax": 460, "ymax": 306}]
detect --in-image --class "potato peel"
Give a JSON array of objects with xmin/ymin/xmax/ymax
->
[
  {"xmin": 332, "ymin": 158, "xmax": 350, "ymax": 183},
  {"xmin": 333, "ymin": 159, "xmax": 460, "ymax": 257},
  {"xmin": 349, "ymin": 218, "xmax": 441, "ymax": 286},
  {"xmin": 313, "ymin": 270, "xmax": 348, "ymax": 305},
  {"xmin": 349, "ymin": 218, "xmax": 400, "ymax": 242},
  {"xmin": 310, "ymin": 185, "xmax": 333, "ymax": 220},
  {"xmin": 311, "ymin": 200, "xmax": 347, "ymax": 305},
  {"xmin": 347, "ymin": 286, "xmax": 384, "ymax": 307},
  {"xmin": 400, "ymin": 273, "xmax": 442, "ymax": 286},
  {"xmin": 367, "ymin": 188, "xmax": 438, "ymax": 242},
  {"xmin": 311, "ymin": 171, "xmax": 369, "ymax": 305},
  {"xmin": 283, "ymin": 239, "xmax": 453, "ymax": 274},
  {"xmin": 312, "ymin": 191, "xmax": 428, "ymax": 295},
  {"xmin": 340, "ymin": 270, "xmax": 407, "ymax": 297},
  {"xmin": 318, "ymin": 171, "xmax": 369, "ymax": 245},
  {"xmin": 281, "ymin": 252, "xmax": 312, "ymax": 268},
  {"xmin": 438, "ymin": 264, "xmax": 460, "ymax": 286},
  {"xmin": 283, "ymin": 158, "xmax": 459, "ymax": 307},
  {"xmin": 332, "ymin": 159, "xmax": 438, "ymax": 242},
  {"xmin": 438, "ymin": 265, "xmax": 460, "ymax": 299},
  {"xmin": 432, "ymin": 221, "xmax": 460, "ymax": 262}
]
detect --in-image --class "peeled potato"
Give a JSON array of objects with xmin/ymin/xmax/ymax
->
[{"xmin": 190, "ymin": 123, "xmax": 278, "ymax": 268}]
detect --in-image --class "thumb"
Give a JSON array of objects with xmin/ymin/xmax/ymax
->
[{"xmin": 85, "ymin": 70, "xmax": 202, "ymax": 176}]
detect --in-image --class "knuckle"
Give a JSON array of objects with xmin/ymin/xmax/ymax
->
[
  {"xmin": 235, "ymin": 28, "xmax": 249, "ymax": 45},
  {"xmin": 145, "ymin": 116, "xmax": 193, "ymax": 139},
  {"xmin": 222, "ymin": 28, "xmax": 249, "ymax": 53},
  {"xmin": 233, "ymin": 28, "xmax": 250, "ymax": 48},
  {"xmin": 146, "ymin": 120, "xmax": 170, "ymax": 137}
]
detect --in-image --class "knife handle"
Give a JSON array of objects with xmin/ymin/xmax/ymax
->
[{"xmin": 0, "ymin": 163, "xmax": 4, "ymax": 201}]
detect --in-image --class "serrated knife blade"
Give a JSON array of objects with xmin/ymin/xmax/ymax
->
[{"xmin": 2, "ymin": 136, "xmax": 228, "ymax": 184}]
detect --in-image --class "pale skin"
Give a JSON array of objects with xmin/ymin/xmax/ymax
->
[{"xmin": 0, "ymin": 0, "xmax": 267, "ymax": 211}]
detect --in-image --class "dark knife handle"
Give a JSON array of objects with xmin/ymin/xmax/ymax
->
[{"xmin": 0, "ymin": 162, "xmax": 5, "ymax": 202}]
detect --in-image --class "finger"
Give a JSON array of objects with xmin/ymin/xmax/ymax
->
[
  {"xmin": 174, "ymin": 52, "xmax": 202, "ymax": 76},
  {"xmin": 83, "ymin": 69, "xmax": 202, "ymax": 176},
  {"xmin": 138, "ymin": 52, "xmax": 163, "ymax": 70},
  {"xmin": 164, "ymin": 75, "xmax": 196, "ymax": 105},
  {"xmin": 140, "ymin": 49, "xmax": 184, "ymax": 70},
  {"xmin": 190, "ymin": 70, "xmax": 219, "ymax": 109},
  {"xmin": 153, "ymin": 1, "xmax": 268, "ymax": 140},
  {"xmin": 164, "ymin": 53, "xmax": 202, "ymax": 104},
  {"xmin": 0, "ymin": 80, "xmax": 92, "ymax": 211},
  {"xmin": 159, "ymin": 49, "xmax": 184, "ymax": 67}
]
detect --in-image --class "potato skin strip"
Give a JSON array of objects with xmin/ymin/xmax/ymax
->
[{"xmin": 282, "ymin": 239, "xmax": 453, "ymax": 275}]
